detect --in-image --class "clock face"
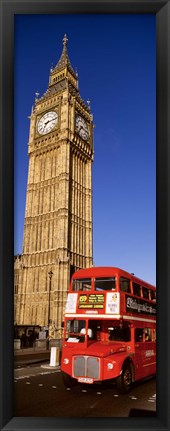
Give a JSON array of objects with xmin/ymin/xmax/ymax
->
[
  {"xmin": 37, "ymin": 111, "xmax": 58, "ymax": 135},
  {"xmin": 75, "ymin": 115, "xmax": 89, "ymax": 141}
]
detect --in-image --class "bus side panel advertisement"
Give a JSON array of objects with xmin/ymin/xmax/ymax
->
[
  {"xmin": 126, "ymin": 295, "xmax": 156, "ymax": 316},
  {"xmin": 105, "ymin": 292, "xmax": 120, "ymax": 314},
  {"xmin": 65, "ymin": 293, "xmax": 78, "ymax": 313}
]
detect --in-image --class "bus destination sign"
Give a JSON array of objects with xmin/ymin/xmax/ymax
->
[{"xmin": 79, "ymin": 294, "xmax": 104, "ymax": 309}]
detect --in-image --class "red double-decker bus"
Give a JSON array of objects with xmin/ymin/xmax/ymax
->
[{"xmin": 61, "ymin": 267, "xmax": 156, "ymax": 393}]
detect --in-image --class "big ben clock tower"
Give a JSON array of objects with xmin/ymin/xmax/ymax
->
[{"xmin": 15, "ymin": 35, "xmax": 94, "ymax": 338}]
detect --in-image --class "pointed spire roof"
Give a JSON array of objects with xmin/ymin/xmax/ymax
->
[
  {"xmin": 53, "ymin": 34, "xmax": 77, "ymax": 80},
  {"xmin": 35, "ymin": 34, "xmax": 79, "ymax": 104}
]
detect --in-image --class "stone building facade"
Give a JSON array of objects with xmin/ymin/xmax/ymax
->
[{"xmin": 14, "ymin": 35, "xmax": 94, "ymax": 338}]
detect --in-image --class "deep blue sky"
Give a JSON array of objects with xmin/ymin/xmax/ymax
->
[{"xmin": 14, "ymin": 14, "xmax": 156, "ymax": 285}]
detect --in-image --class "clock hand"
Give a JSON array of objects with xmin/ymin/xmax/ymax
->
[
  {"xmin": 44, "ymin": 118, "xmax": 56, "ymax": 127},
  {"xmin": 44, "ymin": 120, "xmax": 50, "ymax": 126},
  {"xmin": 42, "ymin": 121, "xmax": 50, "ymax": 132}
]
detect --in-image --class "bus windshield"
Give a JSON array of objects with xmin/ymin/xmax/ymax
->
[
  {"xmin": 72, "ymin": 277, "xmax": 116, "ymax": 291},
  {"xmin": 72, "ymin": 279, "xmax": 91, "ymax": 291},
  {"xmin": 65, "ymin": 319, "xmax": 102, "ymax": 342},
  {"xmin": 95, "ymin": 277, "xmax": 116, "ymax": 291},
  {"xmin": 65, "ymin": 319, "xmax": 131, "ymax": 343},
  {"xmin": 65, "ymin": 319, "xmax": 86, "ymax": 342}
]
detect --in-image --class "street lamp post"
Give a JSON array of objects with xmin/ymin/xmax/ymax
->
[{"xmin": 47, "ymin": 269, "xmax": 53, "ymax": 349}]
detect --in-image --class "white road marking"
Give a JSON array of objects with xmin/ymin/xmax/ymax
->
[
  {"xmin": 130, "ymin": 396, "xmax": 137, "ymax": 400},
  {"xmin": 52, "ymin": 386, "xmax": 57, "ymax": 389},
  {"xmin": 40, "ymin": 370, "xmax": 60, "ymax": 375},
  {"xmin": 14, "ymin": 374, "xmax": 36, "ymax": 380},
  {"xmin": 82, "ymin": 389, "xmax": 87, "ymax": 392},
  {"xmin": 114, "ymin": 394, "xmax": 119, "ymax": 397},
  {"xmin": 90, "ymin": 402, "xmax": 98, "ymax": 409},
  {"xmin": 14, "ymin": 369, "xmax": 60, "ymax": 381},
  {"xmin": 26, "ymin": 382, "xmax": 31, "ymax": 385},
  {"xmin": 148, "ymin": 393, "xmax": 156, "ymax": 402},
  {"xmin": 14, "ymin": 368, "xmax": 25, "ymax": 371},
  {"xmin": 66, "ymin": 388, "xmax": 71, "ymax": 390},
  {"xmin": 38, "ymin": 384, "xmax": 43, "ymax": 386},
  {"xmin": 97, "ymin": 392, "xmax": 101, "ymax": 395}
]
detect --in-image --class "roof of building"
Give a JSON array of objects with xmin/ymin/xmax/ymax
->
[{"xmin": 52, "ymin": 33, "xmax": 77, "ymax": 80}]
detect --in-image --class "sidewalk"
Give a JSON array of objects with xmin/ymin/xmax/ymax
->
[
  {"xmin": 14, "ymin": 348, "xmax": 50, "ymax": 366},
  {"xmin": 14, "ymin": 346, "xmax": 49, "ymax": 355}
]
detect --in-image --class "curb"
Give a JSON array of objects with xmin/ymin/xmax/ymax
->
[
  {"xmin": 41, "ymin": 364, "xmax": 60, "ymax": 370},
  {"xmin": 14, "ymin": 349, "xmax": 50, "ymax": 356},
  {"xmin": 14, "ymin": 358, "xmax": 50, "ymax": 366}
]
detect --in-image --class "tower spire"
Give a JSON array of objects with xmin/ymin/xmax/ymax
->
[
  {"xmin": 51, "ymin": 34, "xmax": 77, "ymax": 79},
  {"xmin": 63, "ymin": 33, "xmax": 68, "ymax": 47},
  {"xmin": 47, "ymin": 34, "xmax": 78, "ymax": 89}
]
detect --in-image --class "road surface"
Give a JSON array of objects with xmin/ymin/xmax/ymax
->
[{"xmin": 14, "ymin": 362, "xmax": 156, "ymax": 417}]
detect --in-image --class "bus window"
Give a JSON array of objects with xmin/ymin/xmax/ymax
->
[
  {"xmin": 144, "ymin": 328, "xmax": 152, "ymax": 341},
  {"xmin": 65, "ymin": 319, "xmax": 86, "ymax": 341},
  {"xmin": 72, "ymin": 279, "xmax": 91, "ymax": 292},
  {"xmin": 135, "ymin": 328, "xmax": 143, "ymax": 342},
  {"xmin": 150, "ymin": 290, "xmax": 156, "ymax": 302},
  {"xmin": 80, "ymin": 327, "xmax": 93, "ymax": 339},
  {"xmin": 88, "ymin": 320, "xmax": 102, "ymax": 340},
  {"xmin": 108, "ymin": 324, "xmax": 131, "ymax": 342},
  {"xmin": 133, "ymin": 282, "xmax": 141, "ymax": 297},
  {"xmin": 120, "ymin": 277, "xmax": 130, "ymax": 293},
  {"xmin": 95, "ymin": 277, "xmax": 116, "ymax": 291},
  {"xmin": 142, "ymin": 286, "xmax": 149, "ymax": 299}
]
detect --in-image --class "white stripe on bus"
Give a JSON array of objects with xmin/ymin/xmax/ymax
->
[
  {"xmin": 65, "ymin": 314, "xmax": 121, "ymax": 319},
  {"xmin": 65, "ymin": 313, "xmax": 156, "ymax": 323},
  {"xmin": 143, "ymin": 362, "xmax": 156, "ymax": 367},
  {"xmin": 123, "ymin": 315, "xmax": 156, "ymax": 323}
]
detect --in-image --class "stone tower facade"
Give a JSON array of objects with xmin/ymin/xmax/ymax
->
[{"xmin": 14, "ymin": 35, "xmax": 94, "ymax": 338}]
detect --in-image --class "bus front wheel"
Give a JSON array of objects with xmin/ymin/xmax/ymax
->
[
  {"xmin": 62, "ymin": 371, "xmax": 77, "ymax": 388},
  {"xmin": 116, "ymin": 363, "xmax": 133, "ymax": 394}
]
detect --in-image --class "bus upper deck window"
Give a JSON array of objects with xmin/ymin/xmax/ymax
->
[
  {"xmin": 72, "ymin": 279, "xmax": 91, "ymax": 291},
  {"xmin": 142, "ymin": 286, "xmax": 149, "ymax": 299},
  {"xmin": 133, "ymin": 282, "xmax": 141, "ymax": 297},
  {"xmin": 150, "ymin": 290, "xmax": 156, "ymax": 302},
  {"xmin": 120, "ymin": 277, "xmax": 130, "ymax": 292},
  {"xmin": 95, "ymin": 277, "xmax": 116, "ymax": 291}
]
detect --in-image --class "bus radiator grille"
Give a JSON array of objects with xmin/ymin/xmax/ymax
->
[{"xmin": 73, "ymin": 356, "xmax": 100, "ymax": 379}]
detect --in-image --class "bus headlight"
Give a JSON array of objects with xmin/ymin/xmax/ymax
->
[
  {"xmin": 63, "ymin": 358, "xmax": 69, "ymax": 365},
  {"xmin": 107, "ymin": 362, "xmax": 114, "ymax": 370}
]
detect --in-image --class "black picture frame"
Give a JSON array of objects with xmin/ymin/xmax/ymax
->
[{"xmin": 0, "ymin": 0, "xmax": 169, "ymax": 430}]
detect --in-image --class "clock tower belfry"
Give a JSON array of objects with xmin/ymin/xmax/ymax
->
[{"xmin": 18, "ymin": 35, "xmax": 94, "ymax": 337}]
